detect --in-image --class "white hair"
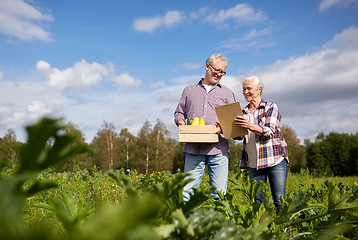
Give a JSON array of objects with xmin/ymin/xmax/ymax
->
[
  {"xmin": 243, "ymin": 75, "xmax": 264, "ymax": 95},
  {"xmin": 206, "ymin": 54, "xmax": 228, "ymax": 68}
]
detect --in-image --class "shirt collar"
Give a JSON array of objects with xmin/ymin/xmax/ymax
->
[
  {"xmin": 243, "ymin": 99, "xmax": 266, "ymax": 113},
  {"xmin": 199, "ymin": 78, "xmax": 222, "ymax": 88}
]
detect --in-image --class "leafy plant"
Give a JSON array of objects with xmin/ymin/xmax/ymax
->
[
  {"xmin": 33, "ymin": 193, "xmax": 93, "ymax": 233},
  {"xmin": 0, "ymin": 117, "xmax": 357, "ymax": 240},
  {"xmin": 0, "ymin": 118, "xmax": 90, "ymax": 239}
]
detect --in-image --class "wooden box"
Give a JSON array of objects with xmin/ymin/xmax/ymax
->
[{"xmin": 178, "ymin": 125, "xmax": 219, "ymax": 143}]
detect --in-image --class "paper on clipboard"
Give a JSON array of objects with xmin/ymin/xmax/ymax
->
[{"xmin": 215, "ymin": 102, "xmax": 248, "ymax": 139}]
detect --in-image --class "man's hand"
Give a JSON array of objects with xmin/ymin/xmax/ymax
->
[
  {"xmin": 214, "ymin": 122, "xmax": 222, "ymax": 134},
  {"xmin": 177, "ymin": 118, "xmax": 186, "ymax": 126}
]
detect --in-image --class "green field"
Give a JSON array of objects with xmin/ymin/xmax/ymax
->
[
  {"xmin": 1, "ymin": 118, "xmax": 357, "ymax": 240},
  {"xmin": 0, "ymin": 166, "xmax": 356, "ymax": 240}
]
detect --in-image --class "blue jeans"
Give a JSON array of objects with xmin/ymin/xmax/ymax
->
[
  {"xmin": 249, "ymin": 159, "xmax": 288, "ymax": 206},
  {"xmin": 183, "ymin": 153, "xmax": 229, "ymax": 202}
]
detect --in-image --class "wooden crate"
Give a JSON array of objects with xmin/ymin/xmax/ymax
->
[{"xmin": 178, "ymin": 125, "xmax": 219, "ymax": 143}]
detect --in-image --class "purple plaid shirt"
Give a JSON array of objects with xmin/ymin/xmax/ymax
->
[
  {"xmin": 239, "ymin": 100, "xmax": 289, "ymax": 169},
  {"xmin": 174, "ymin": 79, "xmax": 236, "ymax": 155}
]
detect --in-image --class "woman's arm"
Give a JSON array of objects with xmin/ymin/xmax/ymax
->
[{"xmin": 235, "ymin": 116, "xmax": 263, "ymax": 135}]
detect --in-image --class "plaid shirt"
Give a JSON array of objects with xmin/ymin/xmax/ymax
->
[{"xmin": 239, "ymin": 100, "xmax": 288, "ymax": 169}]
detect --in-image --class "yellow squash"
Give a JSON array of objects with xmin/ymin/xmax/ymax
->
[
  {"xmin": 191, "ymin": 117, "xmax": 199, "ymax": 125},
  {"xmin": 199, "ymin": 117, "xmax": 205, "ymax": 125}
]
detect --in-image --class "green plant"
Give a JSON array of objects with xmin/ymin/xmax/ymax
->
[
  {"xmin": 1, "ymin": 117, "xmax": 358, "ymax": 240},
  {"xmin": 0, "ymin": 118, "xmax": 90, "ymax": 238}
]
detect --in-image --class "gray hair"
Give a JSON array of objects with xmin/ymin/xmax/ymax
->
[
  {"xmin": 206, "ymin": 54, "xmax": 228, "ymax": 68},
  {"xmin": 243, "ymin": 75, "xmax": 264, "ymax": 95}
]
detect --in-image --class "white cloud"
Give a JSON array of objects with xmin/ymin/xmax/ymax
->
[
  {"xmin": 133, "ymin": 10, "xmax": 185, "ymax": 33},
  {"xmin": 319, "ymin": 0, "xmax": 357, "ymax": 12},
  {"xmin": 248, "ymin": 25, "xmax": 358, "ymax": 141},
  {"xmin": 27, "ymin": 99, "xmax": 62, "ymax": 120},
  {"xmin": 206, "ymin": 3, "xmax": 267, "ymax": 28},
  {"xmin": 132, "ymin": 3, "xmax": 267, "ymax": 33},
  {"xmin": 222, "ymin": 28, "xmax": 274, "ymax": 52},
  {"xmin": 37, "ymin": 59, "xmax": 109, "ymax": 91},
  {"xmin": 241, "ymin": 28, "xmax": 271, "ymax": 41},
  {"xmin": 111, "ymin": 73, "xmax": 141, "ymax": 87},
  {"xmin": 0, "ymin": 80, "xmax": 68, "ymax": 141},
  {"xmin": 259, "ymin": 26, "xmax": 358, "ymax": 99},
  {"xmin": 0, "ymin": 0, "xmax": 53, "ymax": 41},
  {"xmin": 323, "ymin": 25, "xmax": 358, "ymax": 50},
  {"xmin": 213, "ymin": 26, "xmax": 358, "ymax": 142},
  {"xmin": 37, "ymin": 59, "xmax": 141, "ymax": 91}
]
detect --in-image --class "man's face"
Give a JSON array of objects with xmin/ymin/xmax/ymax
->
[{"xmin": 205, "ymin": 61, "xmax": 227, "ymax": 85}]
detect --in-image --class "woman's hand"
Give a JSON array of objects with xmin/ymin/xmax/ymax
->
[
  {"xmin": 235, "ymin": 115, "xmax": 263, "ymax": 135},
  {"xmin": 235, "ymin": 116, "xmax": 251, "ymax": 130}
]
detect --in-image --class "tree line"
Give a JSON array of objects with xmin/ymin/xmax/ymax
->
[{"xmin": 0, "ymin": 119, "xmax": 357, "ymax": 176}]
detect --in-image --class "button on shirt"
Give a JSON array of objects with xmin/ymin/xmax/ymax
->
[{"xmin": 174, "ymin": 79, "xmax": 236, "ymax": 155}]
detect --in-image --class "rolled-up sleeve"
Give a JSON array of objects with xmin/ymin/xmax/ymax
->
[
  {"xmin": 174, "ymin": 88, "xmax": 188, "ymax": 126},
  {"xmin": 258, "ymin": 102, "xmax": 281, "ymax": 141}
]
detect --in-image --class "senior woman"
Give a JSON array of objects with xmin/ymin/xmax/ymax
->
[{"xmin": 235, "ymin": 75, "xmax": 288, "ymax": 214}]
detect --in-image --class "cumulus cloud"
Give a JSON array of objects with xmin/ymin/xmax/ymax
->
[
  {"xmin": 0, "ymin": 80, "xmax": 68, "ymax": 140},
  {"xmin": 259, "ymin": 25, "xmax": 358, "ymax": 103},
  {"xmin": 216, "ymin": 26, "xmax": 358, "ymax": 142},
  {"xmin": 37, "ymin": 59, "xmax": 141, "ymax": 91},
  {"xmin": 319, "ymin": 0, "xmax": 358, "ymax": 12},
  {"xmin": 26, "ymin": 99, "xmax": 62, "ymax": 120},
  {"xmin": 133, "ymin": 10, "xmax": 185, "ymax": 33},
  {"xmin": 133, "ymin": 3, "xmax": 267, "ymax": 33},
  {"xmin": 0, "ymin": 0, "xmax": 53, "ymax": 41},
  {"xmin": 242, "ymin": 25, "xmax": 358, "ymax": 141},
  {"xmin": 205, "ymin": 3, "xmax": 267, "ymax": 28},
  {"xmin": 222, "ymin": 28, "xmax": 274, "ymax": 52},
  {"xmin": 110, "ymin": 73, "xmax": 141, "ymax": 87}
]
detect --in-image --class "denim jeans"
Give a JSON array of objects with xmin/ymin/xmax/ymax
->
[
  {"xmin": 183, "ymin": 152, "xmax": 229, "ymax": 202},
  {"xmin": 248, "ymin": 158, "xmax": 288, "ymax": 206}
]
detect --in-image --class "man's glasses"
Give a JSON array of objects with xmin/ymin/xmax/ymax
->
[{"xmin": 208, "ymin": 64, "xmax": 226, "ymax": 76}]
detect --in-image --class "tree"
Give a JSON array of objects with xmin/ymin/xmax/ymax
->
[
  {"xmin": 281, "ymin": 125, "xmax": 306, "ymax": 172},
  {"xmin": 0, "ymin": 129, "xmax": 19, "ymax": 166},
  {"xmin": 136, "ymin": 120, "xmax": 153, "ymax": 174},
  {"xmin": 55, "ymin": 122, "xmax": 93, "ymax": 172},
  {"xmin": 322, "ymin": 132, "xmax": 357, "ymax": 176},
  {"xmin": 305, "ymin": 135, "xmax": 332, "ymax": 176},
  {"xmin": 151, "ymin": 119, "xmax": 174, "ymax": 172},
  {"xmin": 172, "ymin": 142, "xmax": 185, "ymax": 173},
  {"xmin": 306, "ymin": 132, "xmax": 358, "ymax": 176},
  {"xmin": 118, "ymin": 128, "xmax": 136, "ymax": 171},
  {"xmin": 92, "ymin": 121, "xmax": 120, "ymax": 170}
]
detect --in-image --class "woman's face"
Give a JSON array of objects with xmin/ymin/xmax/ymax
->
[{"xmin": 243, "ymin": 80, "xmax": 261, "ymax": 102}]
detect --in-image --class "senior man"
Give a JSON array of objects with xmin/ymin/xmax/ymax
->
[{"xmin": 174, "ymin": 53, "xmax": 236, "ymax": 201}]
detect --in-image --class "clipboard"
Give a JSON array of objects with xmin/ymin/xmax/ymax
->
[{"xmin": 215, "ymin": 102, "xmax": 248, "ymax": 139}]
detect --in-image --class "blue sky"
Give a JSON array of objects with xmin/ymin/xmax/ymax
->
[{"xmin": 0, "ymin": 0, "xmax": 358, "ymax": 143}]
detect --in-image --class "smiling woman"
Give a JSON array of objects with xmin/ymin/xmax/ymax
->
[{"xmin": 235, "ymin": 75, "xmax": 289, "ymax": 214}]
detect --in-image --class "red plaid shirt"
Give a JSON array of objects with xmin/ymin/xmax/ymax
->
[{"xmin": 239, "ymin": 100, "xmax": 288, "ymax": 169}]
